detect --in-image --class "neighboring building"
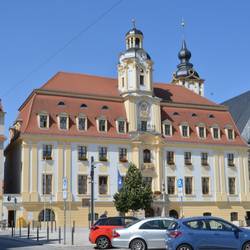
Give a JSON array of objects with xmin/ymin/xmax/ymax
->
[
  {"xmin": 0, "ymin": 100, "xmax": 5, "ymax": 223},
  {"xmin": 4, "ymin": 25, "xmax": 249, "ymax": 227},
  {"xmin": 222, "ymin": 91, "xmax": 250, "ymax": 224}
]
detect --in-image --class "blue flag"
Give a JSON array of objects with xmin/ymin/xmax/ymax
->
[{"xmin": 118, "ymin": 170, "xmax": 123, "ymax": 191}]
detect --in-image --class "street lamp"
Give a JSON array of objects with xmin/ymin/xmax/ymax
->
[{"xmin": 90, "ymin": 156, "xmax": 95, "ymax": 226}]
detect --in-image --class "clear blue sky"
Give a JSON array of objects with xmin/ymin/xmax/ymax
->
[{"xmin": 1, "ymin": 0, "xmax": 250, "ymax": 137}]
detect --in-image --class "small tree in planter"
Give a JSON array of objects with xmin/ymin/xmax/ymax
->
[{"xmin": 113, "ymin": 163, "xmax": 153, "ymax": 215}]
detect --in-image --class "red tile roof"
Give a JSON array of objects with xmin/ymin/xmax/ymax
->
[{"xmin": 15, "ymin": 71, "xmax": 246, "ymax": 146}]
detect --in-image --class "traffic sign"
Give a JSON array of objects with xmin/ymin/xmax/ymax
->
[
  {"xmin": 62, "ymin": 177, "xmax": 67, "ymax": 191},
  {"xmin": 177, "ymin": 178, "xmax": 183, "ymax": 188}
]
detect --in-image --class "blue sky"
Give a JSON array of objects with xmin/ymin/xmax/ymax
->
[{"xmin": 1, "ymin": 0, "xmax": 250, "ymax": 136}]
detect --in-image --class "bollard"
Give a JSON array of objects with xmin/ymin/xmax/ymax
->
[
  {"xmin": 19, "ymin": 222, "xmax": 21, "ymax": 237},
  {"xmin": 51, "ymin": 220, "xmax": 53, "ymax": 233},
  {"xmin": 55, "ymin": 220, "xmax": 57, "ymax": 232},
  {"xmin": 59, "ymin": 226, "xmax": 61, "ymax": 244},
  {"xmin": 27, "ymin": 223, "xmax": 30, "ymax": 239},
  {"xmin": 71, "ymin": 226, "xmax": 74, "ymax": 245},
  {"xmin": 11, "ymin": 221, "xmax": 14, "ymax": 237},
  {"xmin": 37, "ymin": 226, "xmax": 39, "ymax": 241},
  {"xmin": 47, "ymin": 222, "xmax": 49, "ymax": 241},
  {"xmin": 73, "ymin": 220, "xmax": 75, "ymax": 232},
  {"xmin": 32, "ymin": 220, "xmax": 34, "ymax": 231}
]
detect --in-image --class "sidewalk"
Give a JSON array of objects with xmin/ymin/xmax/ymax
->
[{"xmin": 0, "ymin": 226, "xmax": 94, "ymax": 247}]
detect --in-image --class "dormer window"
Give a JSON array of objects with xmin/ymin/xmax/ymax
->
[
  {"xmin": 198, "ymin": 126, "xmax": 206, "ymax": 139},
  {"xmin": 38, "ymin": 113, "xmax": 49, "ymax": 129},
  {"xmin": 97, "ymin": 117, "xmax": 107, "ymax": 132},
  {"xmin": 58, "ymin": 114, "xmax": 69, "ymax": 130},
  {"xmin": 77, "ymin": 115, "xmax": 87, "ymax": 131},
  {"xmin": 117, "ymin": 120, "xmax": 126, "ymax": 134},
  {"xmin": 211, "ymin": 126, "xmax": 220, "ymax": 140},
  {"xmin": 181, "ymin": 124, "xmax": 189, "ymax": 137},
  {"xmin": 80, "ymin": 103, "xmax": 87, "ymax": 109},
  {"xmin": 227, "ymin": 128, "xmax": 235, "ymax": 140},
  {"xmin": 58, "ymin": 101, "xmax": 65, "ymax": 106},
  {"xmin": 163, "ymin": 120, "xmax": 172, "ymax": 136}
]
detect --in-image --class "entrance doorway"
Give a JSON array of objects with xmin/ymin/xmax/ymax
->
[
  {"xmin": 169, "ymin": 209, "xmax": 179, "ymax": 219},
  {"xmin": 203, "ymin": 212, "xmax": 212, "ymax": 216},
  {"xmin": 8, "ymin": 210, "xmax": 15, "ymax": 227}
]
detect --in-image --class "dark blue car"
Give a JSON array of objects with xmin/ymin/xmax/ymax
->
[{"xmin": 166, "ymin": 216, "xmax": 250, "ymax": 250}]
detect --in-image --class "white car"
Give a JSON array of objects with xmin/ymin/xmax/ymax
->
[{"xmin": 112, "ymin": 217, "xmax": 177, "ymax": 250}]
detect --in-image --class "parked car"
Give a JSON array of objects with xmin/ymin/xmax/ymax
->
[
  {"xmin": 112, "ymin": 217, "xmax": 177, "ymax": 250},
  {"xmin": 166, "ymin": 216, "xmax": 250, "ymax": 250},
  {"xmin": 89, "ymin": 216, "xmax": 138, "ymax": 249}
]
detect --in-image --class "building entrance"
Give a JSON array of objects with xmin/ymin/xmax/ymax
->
[{"xmin": 8, "ymin": 210, "xmax": 15, "ymax": 227}]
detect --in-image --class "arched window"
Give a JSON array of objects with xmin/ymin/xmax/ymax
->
[
  {"xmin": 80, "ymin": 103, "xmax": 88, "ymax": 109},
  {"xmin": 58, "ymin": 101, "xmax": 65, "ymax": 106},
  {"xmin": 135, "ymin": 38, "xmax": 140, "ymax": 47},
  {"xmin": 169, "ymin": 209, "xmax": 179, "ymax": 219},
  {"xmin": 38, "ymin": 209, "xmax": 55, "ymax": 222},
  {"xmin": 101, "ymin": 105, "xmax": 109, "ymax": 110},
  {"xmin": 143, "ymin": 149, "xmax": 151, "ymax": 163}
]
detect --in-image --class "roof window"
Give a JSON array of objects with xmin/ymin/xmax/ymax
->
[
  {"xmin": 80, "ymin": 103, "xmax": 88, "ymax": 109},
  {"xmin": 102, "ymin": 105, "xmax": 109, "ymax": 110},
  {"xmin": 192, "ymin": 113, "xmax": 197, "ymax": 117},
  {"xmin": 209, "ymin": 114, "xmax": 215, "ymax": 118},
  {"xmin": 173, "ymin": 112, "xmax": 179, "ymax": 116},
  {"xmin": 58, "ymin": 101, "xmax": 65, "ymax": 106}
]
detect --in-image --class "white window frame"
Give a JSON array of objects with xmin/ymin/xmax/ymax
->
[
  {"xmin": 58, "ymin": 113, "xmax": 69, "ymax": 130},
  {"xmin": 211, "ymin": 125, "xmax": 221, "ymax": 140},
  {"xmin": 76, "ymin": 114, "xmax": 88, "ymax": 131},
  {"xmin": 116, "ymin": 118, "xmax": 127, "ymax": 134},
  {"xmin": 228, "ymin": 177, "xmax": 237, "ymax": 195},
  {"xmin": 225, "ymin": 125, "xmax": 235, "ymax": 140},
  {"xmin": 37, "ymin": 112, "xmax": 49, "ymax": 129},
  {"xmin": 180, "ymin": 123, "xmax": 190, "ymax": 137},
  {"xmin": 97, "ymin": 116, "xmax": 107, "ymax": 133},
  {"xmin": 162, "ymin": 120, "xmax": 173, "ymax": 137},
  {"xmin": 98, "ymin": 175, "xmax": 109, "ymax": 195},
  {"xmin": 201, "ymin": 176, "xmax": 210, "ymax": 195},
  {"xmin": 196, "ymin": 124, "xmax": 206, "ymax": 139}
]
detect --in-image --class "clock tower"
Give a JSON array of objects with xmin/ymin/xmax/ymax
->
[{"xmin": 118, "ymin": 23, "xmax": 161, "ymax": 134}]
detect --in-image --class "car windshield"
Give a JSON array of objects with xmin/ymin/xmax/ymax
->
[{"xmin": 125, "ymin": 219, "xmax": 141, "ymax": 228}]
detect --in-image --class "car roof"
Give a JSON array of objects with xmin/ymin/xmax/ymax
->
[
  {"xmin": 179, "ymin": 216, "xmax": 227, "ymax": 223},
  {"xmin": 97, "ymin": 216, "xmax": 137, "ymax": 220}
]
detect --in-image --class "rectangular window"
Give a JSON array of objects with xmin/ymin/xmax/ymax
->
[
  {"xmin": 182, "ymin": 125, "xmax": 189, "ymax": 137},
  {"xmin": 228, "ymin": 153, "xmax": 235, "ymax": 166},
  {"xmin": 140, "ymin": 75, "xmax": 144, "ymax": 86},
  {"xmin": 143, "ymin": 177, "xmax": 152, "ymax": 189},
  {"xmin": 119, "ymin": 148, "xmax": 127, "ymax": 162},
  {"xmin": 40, "ymin": 115, "xmax": 48, "ymax": 128},
  {"xmin": 59, "ymin": 116, "xmax": 67, "ymax": 130},
  {"xmin": 167, "ymin": 177, "xmax": 175, "ymax": 195},
  {"xmin": 185, "ymin": 177, "xmax": 193, "ymax": 195},
  {"xmin": 213, "ymin": 127, "xmax": 219, "ymax": 139},
  {"xmin": 99, "ymin": 147, "xmax": 107, "ymax": 161},
  {"xmin": 42, "ymin": 144, "xmax": 52, "ymax": 160},
  {"xmin": 99, "ymin": 176, "xmax": 108, "ymax": 195},
  {"xmin": 228, "ymin": 177, "xmax": 236, "ymax": 195},
  {"xmin": 184, "ymin": 152, "xmax": 192, "ymax": 165},
  {"xmin": 141, "ymin": 121, "xmax": 147, "ymax": 131},
  {"xmin": 228, "ymin": 129, "xmax": 234, "ymax": 140},
  {"xmin": 167, "ymin": 151, "xmax": 175, "ymax": 165},
  {"xmin": 164, "ymin": 124, "xmax": 171, "ymax": 136},
  {"xmin": 202, "ymin": 177, "xmax": 209, "ymax": 195},
  {"xmin": 78, "ymin": 175, "xmax": 87, "ymax": 194},
  {"xmin": 78, "ymin": 146, "xmax": 87, "ymax": 161},
  {"xmin": 99, "ymin": 119, "xmax": 106, "ymax": 132},
  {"xmin": 118, "ymin": 120, "xmax": 125, "ymax": 133},
  {"xmin": 78, "ymin": 117, "xmax": 86, "ymax": 131},
  {"xmin": 42, "ymin": 174, "xmax": 52, "ymax": 194},
  {"xmin": 199, "ymin": 127, "xmax": 205, "ymax": 138},
  {"xmin": 201, "ymin": 152, "xmax": 208, "ymax": 166},
  {"xmin": 230, "ymin": 212, "xmax": 238, "ymax": 221}
]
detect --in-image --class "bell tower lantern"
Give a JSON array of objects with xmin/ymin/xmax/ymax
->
[{"xmin": 118, "ymin": 21, "xmax": 153, "ymax": 96}]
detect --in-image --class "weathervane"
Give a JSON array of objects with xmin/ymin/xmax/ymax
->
[{"xmin": 132, "ymin": 18, "xmax": 136, "ymax": 28}]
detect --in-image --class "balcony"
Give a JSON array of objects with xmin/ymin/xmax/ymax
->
[
  {"xmin": 141, "ymin": 163, "xmax": 155, "ymax": 170},
  {"xmin": 138, "ymin": 124, "xmax": 156, "ymax": 133}
]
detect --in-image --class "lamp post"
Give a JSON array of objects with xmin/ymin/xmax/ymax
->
[{"xmin": 90, "ymin": 156, "xmax": 95, "ymax": 226}]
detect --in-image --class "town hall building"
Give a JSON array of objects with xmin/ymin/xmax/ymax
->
[{"xmin": 3, "ymin": 25, "xmax": 249, "ymax": 227}]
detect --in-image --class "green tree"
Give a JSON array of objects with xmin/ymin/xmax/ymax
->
[{"xmin": 113, "ymin": 163, "xmax": 153, "ymax": 214}]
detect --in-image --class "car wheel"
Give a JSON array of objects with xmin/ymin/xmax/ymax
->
[
  {"xmin": 177, "ymin": 244, "xmax": 193, "ymax": 250},
  {"xmin": 243, "ymin": 241, "xmax": 250, "ymax": 250},
  {"xmin": 130, "ymin": 239, "xmax": 147, "ymax": 250},
  {"xmin": 96, "ymin": 236, "xmax": 110, "ymax": 249}
]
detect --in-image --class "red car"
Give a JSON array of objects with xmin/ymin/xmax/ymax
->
[{"xmin": 89, "ymin": 216, "xmax": 138, "ymax": 249}]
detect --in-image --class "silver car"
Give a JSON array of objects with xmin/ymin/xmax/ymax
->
[{"xmin": 112, "ymin": 217, "xmax": 177, "ymax": 250}]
